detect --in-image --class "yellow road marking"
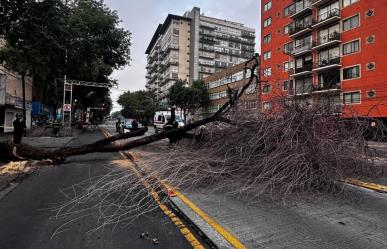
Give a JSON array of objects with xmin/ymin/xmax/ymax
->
[
  {"xmin": 101, "ymin": 128, "xmax": 205, "ymax": 249},
  {"xmin": 129, "ymin": 150, "xmax": 246, "ymax": 249},
  {"xmin": 345, "ymin": 178, "xmax": 387, "ymax": 193}
]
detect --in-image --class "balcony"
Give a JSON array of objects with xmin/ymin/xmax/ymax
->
[
  {"xmin": 241, "ymin": 32, "xmax": 255, "ymax": 39},
  {"xmin": 290, "ymin": 63, "xmax": 313, "ymax": 77},
  {"xmin": 199, "ymin": 45, "xmax": 215, "ymax": 52},
  {"xmin": 313, "ymin": 57, "xmax": 341, "ymax": 71},
  {"xmin": 290, "ymin": 0, "xmax": 312, "ymax": 19},
  {"xmin": 292, "ymin": 42, "xmax": 312, "ymax": 57},
  {"xmin": 289, "ymin": 21, "xmax": 313, "ymax": 38},
  {"xmin": 199, "ymin": 30, "xmax": 214, "ymax": 36},
  {"xmin": 200, "ymin": 35, "xmax": 216, "ymax": 44},
  {"xmin": 313, "ymin": 81, "xmax": 341, "ymax": 93},
  {"xmin": 313, "ymin": 32, "xmax": 341, "ymax": 50},
  {"xmin": 312, "ymin": 8, "xmax": 340, "ymax": 29},
  {"xmin": 312, "ymin": 0, "xmax": 337, "ymax": 7},
  {"xmin": 167, "ymin": 44, "xmax": 179, "ymax": 51}
]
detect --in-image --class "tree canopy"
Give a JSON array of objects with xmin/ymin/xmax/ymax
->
[
  {"xmin": 117, "ymin": 90, "xmax": 157, "ymax": 121},
  {"xmin": 0, "ymin": 0, "xmax": 131, "ymax": 111},
  {"xmin": 168, "ymin": 80, "xmax": 209, "ymax": 121}
]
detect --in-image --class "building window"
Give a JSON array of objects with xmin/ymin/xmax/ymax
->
[
  {"xmin": 263, "ymin": 34, "xmax": 272, "ymax": 44},
  {"xmin": 343, "ymin": 91, "xmax": 360, "ymax": 104},
  {"xmin": 284, "ymin": 23, "xmax": 291, "ymax": 34},
  {"xmin": 264, "ymin": 1, "xmax": 272, "ymax": 12},
  {"xmin": 263, "ymin": 84, "xmax": 272, "ymax": 93},
  {"xmin": 263, "ymin": 51, "xmax": 272, "ymax": 60},
  {"xmin": 245, "ymin": 100, "xmax": 257, "ymax": 109},
  {"xmin": 343, "ymin": 40, "xmax": 360, "ymax": 55},
  {"xmin": 263, "ymin": 68, "xmax": 272, "ymax": 76},
  {"xmin": 284, "ymin": 4, "xmax": 292, "ymax": 16},
  {"xmin": 263, "ymin": 102, "xmax": 272, "ymax": 110},
  {"xmin": 283, "ymin": 81, "xmax": 290, "ymax": 91},
  {"xmin": 343, "ymin": 14, "xmax": 359, "ymax": 31},
  {"xmin": 343, "ymin": 65, "xmax": 360, "ymax": 80},
  {"xmin": 295, "ymin": 77, "xmax": 312, "ymax": 95},
  {"xmin": 284, "ymin": 42, "xmax": 293, "ymax": 54},
  {"xmin": 283, "ymin": 62, "xmax": 290, "ymax": 72},
  {"xmin": 263, "ymin": 17, "xmax": 272, "ymax": 28},
  {"xmin": 343, "ymin": 0, "xmax": 359, "ymax": 8}
]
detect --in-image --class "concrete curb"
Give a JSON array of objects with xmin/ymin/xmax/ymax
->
[{"xmin": 169, "ymin": 196, "xmax": 234, "ymax": 249}]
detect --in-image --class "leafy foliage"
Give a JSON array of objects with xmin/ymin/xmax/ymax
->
[
  {"xmin": 117, "ymin": 90, "xmax": 157, "ymax": 121},
  {"xmin": 168, "ymin": 80, "xmax": 209, "ymax": 121},
  {"xmin": 0, "ymin": 0, "xmax": 131, "ymax": 111}
]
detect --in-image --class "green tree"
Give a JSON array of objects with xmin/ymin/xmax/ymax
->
[
  {"xmin": 0, "ymin": 0, "xmax": 131, "ymax": 110},
  {"xmin": 168, "ymin": 80, "xmax": 209, "ymax": 122},
  {"xmin": 117, "ymin": 90, "xmax": 157, "ymax": 123}
]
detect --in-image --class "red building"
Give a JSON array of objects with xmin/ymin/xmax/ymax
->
[{"xmin": 260, "ymin": 0, "xmax": 387, "ymax": 120}]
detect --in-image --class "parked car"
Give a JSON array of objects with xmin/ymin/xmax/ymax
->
[{"xmin": 122, "ymin": 120, "xmax": 143, "ymax": 133}]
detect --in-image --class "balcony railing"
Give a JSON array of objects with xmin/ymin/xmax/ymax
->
[
  {"xmin": 289, "ymin": 21, "xmax": 313, "ymax": 36},
  {"xmin": 294, "ymin": 63, "xmax": 313, "ymax": 74},
  {"xmin": 315, "ymin": 56, "xmax": 341, "ymax": 69},
  {"xmin": 292, "ymin": 42, "xmax": 312, "ymax": 56},
  {"xmin": 316, "ymin": 8, "xmax": 340, "ymax": 23},
  {"xmin": 313, "ymin": 81, "xmax": 341, "ymax": 91},
  {"xmin": 289, "ymin": 0, "xmax": 312, "ymax": 18},
  {"xmin": 315, "ymin": 32, "xmax": 340, "ymax": 47},
  {"xmin": 311, "ymin": 0, "xmax": 336, "ymax": 7},
  {"xmin": 241, "ymin": 32, "xmax": 255, "ymax": 39}
]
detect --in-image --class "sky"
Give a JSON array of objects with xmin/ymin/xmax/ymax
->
[{"xmin": 104, "ymin": 0, "xmax": 262, "ymax": 112}]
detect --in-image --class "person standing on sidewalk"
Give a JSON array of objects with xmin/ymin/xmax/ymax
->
[{"xmin": 13, "ymin": 113, "xmax": 24, "ymax": 144}]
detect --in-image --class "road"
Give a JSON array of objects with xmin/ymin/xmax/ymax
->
[{"xmin": 0, "ymin": 129, "xmax": 196, "ymax": 249}]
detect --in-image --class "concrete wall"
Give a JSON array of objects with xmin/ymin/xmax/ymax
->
[
  {"xmin": 188, "ymin": 7, "xmax": 200, "ymax": 83},
  {"xmin": 178, "ymin": 20, "xmax": 191, "ymax": 82},
  {"xmin": 0, "ymin": 67, "xmax": 33, "ymax": 132}
]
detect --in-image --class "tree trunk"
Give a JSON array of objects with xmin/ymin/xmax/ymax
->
[
  {"xmin": 0, "ymin": 56, "xmax": 260, "ymax": 162},
  {"xmin": 22, "ymin": 74, "xmax": 27, "ymax": 136}
]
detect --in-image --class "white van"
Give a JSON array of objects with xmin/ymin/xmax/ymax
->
[{"xmin": 153, "ymin": 111, "xmax": 185, "ymax": 132}]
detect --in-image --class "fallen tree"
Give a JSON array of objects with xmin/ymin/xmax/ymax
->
[
  {"xmin": 50, "ymin": 99, "xmax": 387, "ymax": 231},
  {"xmin": 0, "ymin": 56, "xmax": 260, "ymax": 162}
]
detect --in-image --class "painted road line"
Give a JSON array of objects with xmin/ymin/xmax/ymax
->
[
  {"xmin": 345, "ymin": 178, "xmax": 387, "ymax": 193},
  {"xmin": 101, "ymin": 129, "xmax": 205, "ymax": 249},
  {"xmin": 129, "ymin": 150, "xmax": 247, "ymax": 249}
]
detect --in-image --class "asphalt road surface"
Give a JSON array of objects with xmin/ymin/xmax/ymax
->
[{"xmin": 0, "ymin": 129, "xmax": 194, "ymax": 249}]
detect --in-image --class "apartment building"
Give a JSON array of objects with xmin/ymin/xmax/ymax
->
[
  {"xmin": 260, "ymin": 0, "xmax": 387, "ymax": 119},
  {"xmin": 202, "ymin": 54, "xmax": 260, "ymax": 116},
  {"xmin": 0, "ymin": 67, "xmax": 33, "ymax": 133},
  {"xmin": 145, "ymin": 7, "xmax": 256, "ymax": 104}
]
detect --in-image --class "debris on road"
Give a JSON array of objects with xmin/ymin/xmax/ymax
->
[{"xmin": 0, "ymin": 159, "xmax": 53, "ymax": 191}]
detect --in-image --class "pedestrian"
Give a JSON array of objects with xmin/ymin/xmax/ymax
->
[
  {"xmin": 116, "ymin": 118, "xmax": 121, "ymax": 132},
  {"xmin": 52, "ymin": 119, "xmax": 62, "ymax": 137},
  {"xmin": 132, "ymin": 119, "xmax": 138, "ymax": 130},
  {"xmin": 13, "ymin": 113, "xmax": 24, "ymax": 144}
]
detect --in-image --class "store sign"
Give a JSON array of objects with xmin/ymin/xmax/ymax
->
[{"xmin": 15, "ymin": 99, "xmax": 32, "ymax": 110}]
